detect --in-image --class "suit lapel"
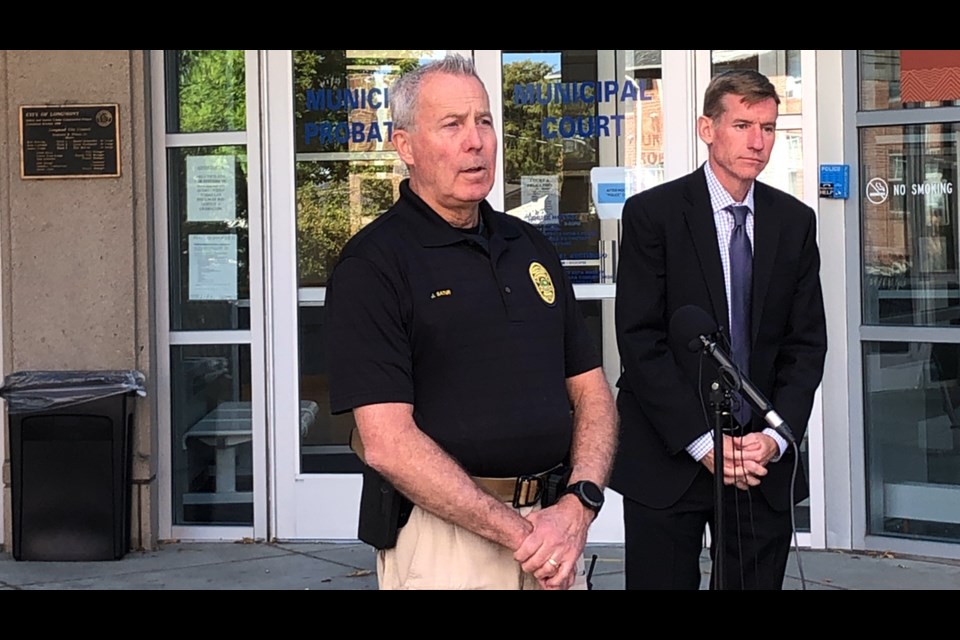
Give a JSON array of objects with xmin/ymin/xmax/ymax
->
[
  {"xmin": 682, "ymin": 168, "xmax": 729, "ymax": 332},
  {"xmin": 751, "ymin": 182, "xmax": 781, "ymax": 344}
]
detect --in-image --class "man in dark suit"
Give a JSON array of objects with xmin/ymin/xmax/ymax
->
[{"xmin": 610, "ymin": 69, "xmax": 827, "ymax": 590}]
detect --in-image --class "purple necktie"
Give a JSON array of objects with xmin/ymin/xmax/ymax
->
[{"xmin": 728, "ymin": 205, "xmax": 752, "ymax": 427}]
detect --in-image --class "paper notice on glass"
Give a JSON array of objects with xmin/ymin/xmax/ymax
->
[
  {"xmin": 189, "ymin": 235, "xmax": 238, "ymax": 301},
  {"xmin": 518, "ymin": 175, "xmax": 560, "ymax": 224},
  {"xmin": 590, "ymin": 167, "xmax": 641, "ymax": 220},
  {"xmin": 187, "ymin": 155, "xmax": 237, "ymax": 222}
]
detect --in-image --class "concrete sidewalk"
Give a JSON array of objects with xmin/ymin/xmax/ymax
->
[{"xmin": 2, "ymin": 542, "xmax": 959, "ymax": 589}]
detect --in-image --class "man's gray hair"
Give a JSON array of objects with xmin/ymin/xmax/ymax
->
[{"xmin": 390, "ymin": 54, "xmax": 485, "ymax": 131}]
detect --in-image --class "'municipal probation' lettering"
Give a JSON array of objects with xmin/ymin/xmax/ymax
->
[{"xmin": 305, "ymin": 88, "xmax": 389, "ymax": 112}]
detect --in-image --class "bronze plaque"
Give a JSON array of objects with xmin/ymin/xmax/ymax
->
[{"xmin": 20, "ymin": 104, "xmax": 120, "ymax": 179}]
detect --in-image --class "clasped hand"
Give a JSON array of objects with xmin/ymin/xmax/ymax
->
[
  {"xmin": 701, "ymin": 433, "xmax": 778, "ymax": 491},
  {"xmin": 512, "ymin": 497, "xmax": 590, "ymax": 590}
]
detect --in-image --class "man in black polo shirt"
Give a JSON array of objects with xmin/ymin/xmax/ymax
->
[{"xmin": 325, "ymin": 54, "xmax": 617, "ymax": 590}]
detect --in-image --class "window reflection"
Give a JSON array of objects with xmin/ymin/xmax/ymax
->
[
  {"xmin": 796, "ymin": 434, "xmax": 811, "ymax": 533},
  {"xmin": 622, "ymin": 50, "xmax": 664, "ymax": 188},
  {"xmin": 165, "ymin": 50, "xmax": 246, "ymax": 134},
  {"xmin": 171, "ymin": 345, "xmax": 253, "ymax": 526},
  {"xmin": 501, "ymin": 50, "xmax": 662, "ymax": 284},
  {"xmin": 296, "ymin": 160, "xmax": 401, "ymax": 287},
  {"xmin": 711, "ymin": 50, "xmax": 801, "ymax": 115},
  {"xmin": 864, "ymin": 342, "xmax": 960, "ymax": 542},
  {"xmin": 293, "ymin": 50, "xmax": 446, "ymax": 472},
  {"xmin": 860, "ymin": 50, "xmax": 960, "ymax": 111},
  {"xmin": 760, "ymin": 129, "xmax": 803, "ymax": 201},
  {"xmin": 298, "ymin": 305, "xmax": 358, "ymax": 472},
  {"xmin": 861, "ymin": 125, "xmax": 960, "ymax": 326},
  {"xmin": 578, "ymin": 300, "xmax": 603, "ymax": 368},
  {"xmin": 501, "ymin": 51, "xmax": 580, "ymax": 217},
  {"xmin": 293, "ymin": 50, "xmax": 444, "ymax": 286}
]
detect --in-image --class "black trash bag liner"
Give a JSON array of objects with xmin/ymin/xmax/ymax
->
[{"xmin": 0, "ymin": 370, "xmax": 146, "ymax": 414}]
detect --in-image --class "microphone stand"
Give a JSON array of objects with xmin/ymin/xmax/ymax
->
[
  {"xmin": 708, "ymin": 379, "xmax": 731, "ymax": 591},
  {"xmin": 697, "ymin": 331, "xmax": 807, "ymax": 590}
]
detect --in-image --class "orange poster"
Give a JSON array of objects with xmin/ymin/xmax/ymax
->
[{"xmin": 900, "ymin": 50, "xmax": 960, "ymax": 102}]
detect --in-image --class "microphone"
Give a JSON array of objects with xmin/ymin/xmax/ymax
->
[{"xmin": 669, "ymin": 304, "xmax": 795, "ymax": 444}]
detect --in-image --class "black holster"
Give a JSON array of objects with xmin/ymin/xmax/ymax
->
[
  {"xmin": 357, "ymin": 464, "xmax": 412, "ymax": 550},
  {"xmin": 540, "ymin": 464, "xmax": 572, "ymax": 508}
]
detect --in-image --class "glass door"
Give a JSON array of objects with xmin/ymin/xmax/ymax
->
[{"xmin": 154, "ymin": 50, "xmax": 268, "ymax": 542}]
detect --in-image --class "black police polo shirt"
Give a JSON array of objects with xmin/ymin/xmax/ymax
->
[{"xmin": 326, "ymin": 181, "xmax": 600, "ymax": 477}]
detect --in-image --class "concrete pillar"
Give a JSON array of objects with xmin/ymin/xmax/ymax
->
[{"xmin": 0, "ymin": 50, "xmax": 157, "ymax": 553}]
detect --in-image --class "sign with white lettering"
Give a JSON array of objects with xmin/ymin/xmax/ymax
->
[{"xmin": 819, "ymin": 164, "xmax": 850, "ymax": 199}]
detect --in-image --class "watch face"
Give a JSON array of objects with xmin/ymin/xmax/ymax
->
[{"xmin": 581, "ymin": 482, "xmax": 604, "ymax": 506}]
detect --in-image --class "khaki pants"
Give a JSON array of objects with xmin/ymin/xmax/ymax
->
[{"xmin": 377, "ymin": 504, "xmax": 588, "ymax": 590}]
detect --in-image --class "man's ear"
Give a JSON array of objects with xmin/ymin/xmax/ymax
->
[
  {"xmin": 697, "ymin": 115, "xmax": 714, "ymax": 146},
  {"xmin": 393, "ymin": 128, "xmax": 415, "ymax": 167}
]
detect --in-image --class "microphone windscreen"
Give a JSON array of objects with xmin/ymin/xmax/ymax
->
[{"xmin": 669, "ymin": 305, "xmax": 719, "ymax": 353}]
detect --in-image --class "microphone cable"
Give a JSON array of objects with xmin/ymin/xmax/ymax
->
[
  {"xmin": 720, "ymin": 333, "xmax": 754, "ymax": 588},
  {"xmin": 732, "ymin": 409, "xmax": 758, "ymax": 589},
  {"xmin": 786, "ymin": 438, "xmax": 806, "ymax": 590},
  {"xmin": 728, "ymin": 350, "xmax": 807, "ymax": 591}
]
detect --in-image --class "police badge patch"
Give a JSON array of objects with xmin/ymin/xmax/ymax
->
[{"xmin": 528, "ymin": 262, "xmax": 556, "ymax": 306}]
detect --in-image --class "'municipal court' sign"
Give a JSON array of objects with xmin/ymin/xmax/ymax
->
[{"xmin": 512, "ymin": 80, "xmax": 653, "ymax": 140}]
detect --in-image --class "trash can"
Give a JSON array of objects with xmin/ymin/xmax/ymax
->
[{"xmin": 1, "ymin": 370, "xmax": 146, "ymax": 561}]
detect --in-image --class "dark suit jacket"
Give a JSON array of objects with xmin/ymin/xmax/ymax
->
[{"xmin": 610, "ymin": 166, "xmax": 827, "ymax": 512}]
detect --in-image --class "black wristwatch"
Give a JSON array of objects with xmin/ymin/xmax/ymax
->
[{"xmin": 564, "ymin": 480, "xmax": 604, "ymax": 514}]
